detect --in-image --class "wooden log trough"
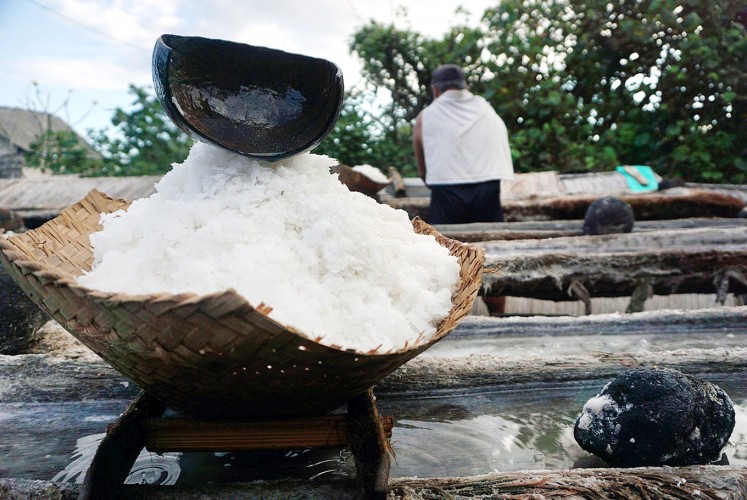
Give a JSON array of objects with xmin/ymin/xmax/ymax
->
[
  {"xmin": 384, "ymin": 188, "xmax": 745, "ymax": 222},
  {"xmin": 2, "ymin": 466, "xmax": 745, "ymax": 499},
  {"xmin": 435, "ymin": 217, "xmax": 747, "ymax": 242},
  {"xmin": 478, "ymin": 226, "xmax": 747, "ymax": 312}
]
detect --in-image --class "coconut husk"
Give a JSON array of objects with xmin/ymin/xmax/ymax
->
[
  {"xmin": 332, "ymin": 164, "xmax": 390, "ymax": 197},
  {"xmin": 0, "ymin": 189, "xmax": 483, "ymax": 419}
]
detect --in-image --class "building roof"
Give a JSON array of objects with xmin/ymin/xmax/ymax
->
[
  {"xmin": 0, "ymin": 175, "xmax": 161, "ymax": 218},
  {"xmin": 0, "ymin": 106, "xmax": 100, "ymax": 158}
]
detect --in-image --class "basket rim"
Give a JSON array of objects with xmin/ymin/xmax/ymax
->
[{"xmin": 0, "ymin": 189, "xmax": 484, "ymax": 358}]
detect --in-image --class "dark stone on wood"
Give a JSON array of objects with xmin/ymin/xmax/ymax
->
[
  {"xmin": 0, "ymin": 259, "xmax": 49, "ymax": 355},
  {"xmin": 0, "ymin": 209, "xmax": 24, "ymax": 232},
  {"xmin": 658, "ymin": 177, "xmax": 687, "ymax": 190},
  {"xmin": 583, "ymin": 196, "xmax": 634, "ymax": 235},
  {"xmin": 574, "ymin": 367, "xmax": 735, "ymax": 467}
]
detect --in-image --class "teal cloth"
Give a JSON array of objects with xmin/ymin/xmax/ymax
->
[{"xmin": 616, "ymin": 165, "xmax": 658, "ymax": 192}]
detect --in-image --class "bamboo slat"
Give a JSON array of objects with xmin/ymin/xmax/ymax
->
[{"xmin": 143, "ymin": 415, "xmax": 393, "ymax": 453}]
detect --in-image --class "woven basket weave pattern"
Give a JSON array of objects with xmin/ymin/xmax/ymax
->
[{"xmin": 0, "ymin": 189, "xmax": 485, "ymax": 418}]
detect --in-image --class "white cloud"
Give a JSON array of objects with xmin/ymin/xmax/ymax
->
[
  {"xmin": 24, "ymin": 56, "xmax": 151, "ymax": 91},
  {"xmin": 52, "ymin": 0, "xmax": 185, "ymax": 49},
  {"xmin": 2, "ymin": 0, "xmax": 496, "ymax": 134}
]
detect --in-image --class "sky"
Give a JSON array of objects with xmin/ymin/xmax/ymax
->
[{"xmin": 0, "ymin": 0, "xmax": 496, "ymax": 139}]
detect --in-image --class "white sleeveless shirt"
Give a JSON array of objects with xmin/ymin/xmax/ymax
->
[{"xmin": 421, "ymin": 89, "xmax": 514, "ymax": 185}]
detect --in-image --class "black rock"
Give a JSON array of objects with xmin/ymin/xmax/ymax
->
[
  {"xmin": 583, "ymin": 196, "xmax": 635, "ymax": 235},
  {"xmin": 574, "ymin": 367, "xmax": 735, "ymax": 467},
  {"xmin": 0, "ymin": 259, "xmax": 49, "ymax": 355},
  {"xmin": 0, "ymin": 209, "xmax": 24, "ymax": 232},
  {"xmin": 657, "ymin": 177, "xmax": 687, "ymax": 191},
  {"xmin": 738, "ymin": 206, "xmax": 747, "ymax": 219}
]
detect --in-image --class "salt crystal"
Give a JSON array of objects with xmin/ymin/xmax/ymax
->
[
  {"xmin": 78, "ymin": 143, "xmax": 461, "ymax": 353},
  {"xmin": 582, "ymin": 395, "xmax": 619, "ymax": 416},
  {"xmin": 352, "ymin": 164, "xmax": 389, "ymax": 183}
]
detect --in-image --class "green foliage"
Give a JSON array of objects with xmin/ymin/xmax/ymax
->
[
  {"xmin": 314, "ymin": 93, "xmax": 377, "ymax": 166},
  {"xmin": 334, "ymin": 21, "xmax": 487, "ymax": 177},
  {"xmin": 24, "ymin": 129, "xmax": 98, "ymax": 174},
  {"xmin": 314, "ymin": 91, "xmax": 415, "ymax": 175},
  {"xmin": 89, "ymin": 85, "xmax": 193, "ymax": 176},
  {"xmin": 326, "ymin": 0, "xmax": 746, "ymax": 183}
]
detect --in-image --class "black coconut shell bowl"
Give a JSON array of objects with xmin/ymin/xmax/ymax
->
[{"xmin": 153, "ymin": 34, "xmax": 344, "ymax": 161}]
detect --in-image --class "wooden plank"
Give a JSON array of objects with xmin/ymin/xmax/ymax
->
[
  {"xmin": 389, "ymin": 467, "xmax": 747, "ymax": 499},
  {"xmin": 500, "ymin": 294, "xmax": 743, "ymax": 316},
  {"xmin": 479, "ymin": 227, "xmax": 747, "ymax": 302},
  {"xmin": 0, "ymin": 176, "xmax": 160, "ymax": 218},
  {"xmin": 435, "ymin": 218, "xmax": 747, "ymax": 242},
  {"xmin": 384, "ymin": 188, "xmax": 744, "ymax": 222},
  {"xmin": 143, "ymin": 414, "xmax": 394, "ymax": 453},
  {"xmin": 377, "ymin": 348, "xmax": 747, "ymax": 393},
  {"xmin": 501, "ymin": 171, "xmax": 565, "ymax": 199},
  {"xmin": 450, "ymin": 307, "xmax": 747, "ymax": 338},
  {"xmin": 387, "ymin": 167, "xmax": 407, "ymax": 197},
  {"xmin": 685, "ymin": 182, "xmax": 747, "ymax": 203},
  {"xmin": 3, "ymin": 466, "xmax": 746, "ymax": 498}
]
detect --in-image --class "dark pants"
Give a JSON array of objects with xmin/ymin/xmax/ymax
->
[{"xmin": 427, "ymin": 180, "xmax": 503, "ymax": 224}]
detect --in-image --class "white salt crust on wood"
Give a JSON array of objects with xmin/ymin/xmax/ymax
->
[{"xmin": 352, "ymin": 164, "xmax": 390, "ymax": 183}]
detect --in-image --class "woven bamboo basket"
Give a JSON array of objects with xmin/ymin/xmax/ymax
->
[{"xmin": 0, "ymin": 189, "xmax": 484, "ymax": 419}]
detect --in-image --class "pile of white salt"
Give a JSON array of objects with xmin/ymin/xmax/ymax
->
[
  {"xmin": 78, "ymin": 143, "xmax": 461, "ymax": 353},
  {"xmin": 352, "ymin": 164, "xmax": 389, "ymax": 184}
]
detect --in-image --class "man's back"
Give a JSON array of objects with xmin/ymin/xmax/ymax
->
[{"xmin": 421, "ymin": 89, "xmax": 513, "ymax": 185}]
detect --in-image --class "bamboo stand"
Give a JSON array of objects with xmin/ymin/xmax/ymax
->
[{"xmin": 78, "ymin": 389, "xmax": 393, "ymax": 500}]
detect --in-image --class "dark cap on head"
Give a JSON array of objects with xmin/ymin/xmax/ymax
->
[{"xmin": 431, "ymin": 64, "xmax": 466, "ymax": 89}]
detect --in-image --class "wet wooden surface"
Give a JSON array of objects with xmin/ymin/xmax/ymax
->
[
  {"xmin": 1, "ymin": 306, "xmax": 745, "ymax": 498},
  {"xmin": 478, "ymin": 227, "xmax": 747, "ymax": 304},
  {"xmin": 2, "ymin": 465, "xmax": 745, "ymax": 499},
  {"xmin": 2, "ymin": 307, "xmax": 745, "ymax": 400}
]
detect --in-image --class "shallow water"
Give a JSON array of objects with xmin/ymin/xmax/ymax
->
[
  {"xmin": 380, "ymin": 375, "xmax": 746, "ymax": 477},
  {"xmin": 1, "ymin": 375, "xmax": 744, "ymax": 485}
]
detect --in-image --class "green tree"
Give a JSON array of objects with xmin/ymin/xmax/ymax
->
[
  {"xmin": 16, "ymin": 82, "xmax": 101, "ymax": 175},
  {"xmin": 24, "ymin": 129, "xmax": 97, "ymax": 174},
  {"xmin": 314, "ymin": 93, "xmax": 378, "ymax": 166},
  {"xmin": 314, "ymin": 90, "xmax": 419, "ymax": 175},
  {"xmin": 330, "ymin": 1, "xmax": 746, "ymax": 182},
  {"xmin": 344, "ymin": 20, "xmax": 486, "ymax": 176},
  {"xmin": 489, "ymin": 0, "xmax": 747, "ymax": 181},
  {"xmin": 91, "ymin": 85, "xmax": 193, "ymax": 176}
]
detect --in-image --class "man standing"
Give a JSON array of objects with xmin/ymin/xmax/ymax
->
[{"xmin": 413, "ymin": 64, "xmax": 514, "ymax": 224}]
